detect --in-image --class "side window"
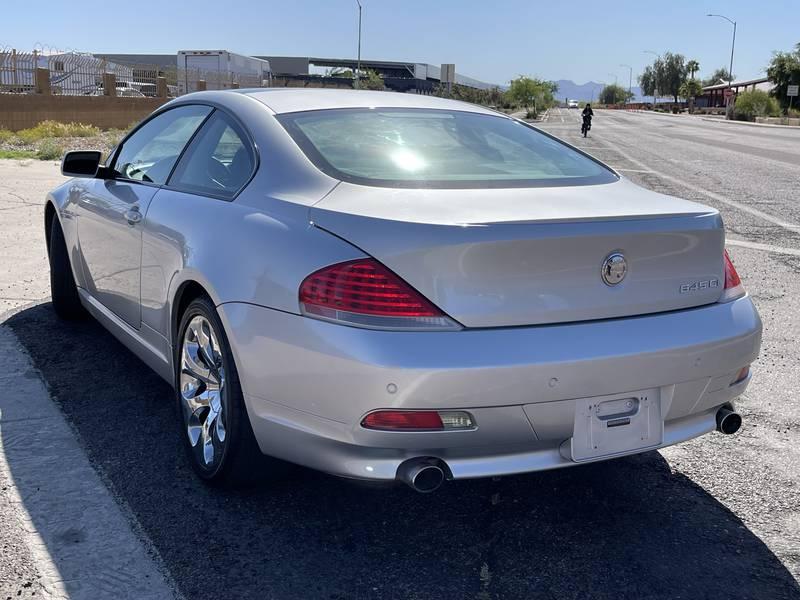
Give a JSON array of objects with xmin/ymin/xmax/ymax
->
[
  {"xmin": 168, "ymin": 112, "xmax": 255, "ymax": 199},
  {"xmin": 112, "ymin": 105, "xmax": 212, "ymax": 184}
]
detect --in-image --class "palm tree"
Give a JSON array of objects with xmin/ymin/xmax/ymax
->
[{"xmin": 687, "ymin": 60, "xmax": 700, "ymax": 80}]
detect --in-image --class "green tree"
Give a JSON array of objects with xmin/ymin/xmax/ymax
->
[
  {"xmin": 359, "ymin": 69, "xmax": 385, "ymax": 90},
  {"xmin": 639, "ymin": 53, "xmax": 688, "ymax": 102},
  {"xmin": 638, "ymin": 66, "xmax": 657, "ymax": 98},
  {"xmin": 687, "ymin": 60, "xmax": 700, "ymax": 80},
  {"xmin": 599, "ymin": 84, "xmax": 633, "ymax": 105},
  {"xmin": 679, "ymin": 79, "xmax": 703, "ymax": 100},
  {"xmin": 703, "ymin": 67, "xmax": 734, "ymax": 87},
  {"xmin": 659, "ymin": 52, "xmax": 689, "ymax": 102},
  {"xmin": 766, "ymin": 43, "xmax": 800, "ymax": 110},
  {"xmin": 679, "ymin": 79, "xmax": 703, "ymax": 112},
  {"xmin": 507, "ymin": 76, "xmax": 559, "ymax": 117}
]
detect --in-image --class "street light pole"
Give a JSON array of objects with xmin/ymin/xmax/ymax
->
[
  {"xmin": 707, "ymin": 13, "xmax": 736, "ymax": 118},
  {"xmin": 644, "ymin": 50, "xmax": 660, "ymax": 110},
  {"xmin": 355, "ymin": 0, "xmax": 362, "ymax": 89},
  {"xmin": 620, "ymin": 64, "xmax": 633, "ymax": 106}
]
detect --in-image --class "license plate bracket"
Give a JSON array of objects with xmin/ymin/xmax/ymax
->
[{"xmin": 570, "ymin": 389, "xmax": 663, "ymax": 462}]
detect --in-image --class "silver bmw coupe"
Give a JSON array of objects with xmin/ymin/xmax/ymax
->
[{"xmin": 46, "ymin": 90, "xmax": 762, "ymax": 491}]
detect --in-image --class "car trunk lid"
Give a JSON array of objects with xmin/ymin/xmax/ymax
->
[{"xmin": 310, "ymin": 179, "xmax": 725, "ymax": 328}]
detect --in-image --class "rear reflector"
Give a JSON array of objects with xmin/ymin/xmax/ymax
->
[
  {"xmin": 719, "ymin": 250, "xmax": 745, "ymax": 302},
  {"xmin": 362, "ymin": 410, "xmax": 475, "ymax": 431},
  {"xmin": 731, "ymin": 365, "xmax": 750, "ymax": 386},
  {"xmin": 299, "ymin": 258, "xmax": 459, "ymax": 330}
]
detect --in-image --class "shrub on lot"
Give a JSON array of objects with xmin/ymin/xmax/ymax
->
[
  {"xmin": 0, "ymin": 128, "xmax": 15, "ymax": 144},
  {"xmin": 107, "ymin": 128, "xmax": 127, "ymax": 147},
  {"xmin": 17, "ymin": 120, "xmax": 101, "ymax": 143},
  {"xmin": 36, "ymin": 139, "xmax": 64, "ymax": 161},
  {"xmin": 0, "ymin": 149, "xmax": 37, "ymax": 159},
  {"xmin": 734, "ymin": 90, "xmax": 780, "ymax": 121}
]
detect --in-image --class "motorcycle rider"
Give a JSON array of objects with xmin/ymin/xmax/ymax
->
[{"xmin": 581, "ymin": 103, "xmax": 594, "ymax": 137}]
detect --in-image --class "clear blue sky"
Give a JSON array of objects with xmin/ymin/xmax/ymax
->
[{"xmin": 4, "ymin": 0, "xmax": 796, "ymax": 85}]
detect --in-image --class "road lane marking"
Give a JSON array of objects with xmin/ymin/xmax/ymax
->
[
  {"xmin": 726, "ymin": 238, "xmax": 800, "ymax": 257},
  {"xmin": 595, "ymin": 133, "xmax": 800, "ymax": 236},
  {"xmin": 614, "ymin": 168, "xmax": 656, "ymax": 173}
]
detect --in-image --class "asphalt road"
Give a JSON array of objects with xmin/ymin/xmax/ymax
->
[{"xmin": 4, "ymin": 111, "xmax": 800, "ymax": 599}]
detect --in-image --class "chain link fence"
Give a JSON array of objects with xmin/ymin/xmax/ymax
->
[{"xmin": 0, "ymin": 48, "xmax": 271, "ymax": 97}]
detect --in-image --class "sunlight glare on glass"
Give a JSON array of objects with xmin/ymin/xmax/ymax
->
[{"xmin": 390, "ymin": 149, "xmax": 426, "ymax": 172}]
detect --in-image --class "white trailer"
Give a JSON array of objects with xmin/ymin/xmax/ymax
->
[{"xmin": 177, "ymin": 50, "xmax": 271, "ymax": 94}]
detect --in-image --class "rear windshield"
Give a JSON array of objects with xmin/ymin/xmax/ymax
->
[{"xmin": 278, "ymin": 108, "xmax": 617, "ymax": 189}]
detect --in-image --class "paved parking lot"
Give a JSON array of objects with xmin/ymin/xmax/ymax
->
[{"xmin": 1, "ymin": 109, "xmax": 799, "ymax": 599}]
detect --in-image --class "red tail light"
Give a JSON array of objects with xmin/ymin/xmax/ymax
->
[
  {"xmin": 720, "ymin": 250, "xmax": 745, "ymax": 302},
  {"xmin": 724, "ymin": 250, "xmax": 741, "ymax": 289},
  {"xmin": 299, "ymin": 259, "xmax": 459, "ymax": 330},
  {"xmin": 363, "ymin": 411, "xmax": 444, "ymax": 430},
  {"xmin": 362, "ymin": 410, "xmax": 475, "ymax": 431}
]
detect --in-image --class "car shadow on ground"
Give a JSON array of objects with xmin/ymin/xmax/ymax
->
[{"xmin": 5, "ymin": 303, "xmax": 800, "ymax": 600}]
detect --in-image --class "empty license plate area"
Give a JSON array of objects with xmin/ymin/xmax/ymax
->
[{"xmin": 570, "ymin": 389, "xmax": 663, "ymax": 462}]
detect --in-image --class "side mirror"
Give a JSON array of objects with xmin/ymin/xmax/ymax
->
[{"xmin": 61, "ymin": 151, "xmax": 103, "ymax": 178}]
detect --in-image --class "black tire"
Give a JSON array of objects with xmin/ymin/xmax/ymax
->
[
  {"xmin": 48, "ymin": 217, "xmax": 86, "ymax": 320},
  {"xmin": 175, "ymin": 296, "xmax": 284, "ymax": 487}
]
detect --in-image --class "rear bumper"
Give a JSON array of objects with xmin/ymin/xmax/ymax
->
[{"xmin": 219, "ymin": 296, "xmax": 761, "ymax": 480}]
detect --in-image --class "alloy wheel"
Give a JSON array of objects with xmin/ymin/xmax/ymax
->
[{"xmin": 180, "ymin": 315, "xmax": 227, "ymax": 469}]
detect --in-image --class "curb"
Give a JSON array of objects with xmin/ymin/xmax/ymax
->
[{"xmin": 699, "ymin": 118, "xmax": 800, "ymax": 130}]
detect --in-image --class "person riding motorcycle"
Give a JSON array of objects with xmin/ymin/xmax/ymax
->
[{"xmin": 581, "ymin": 103, "xmax": 594, "ymax": 137}]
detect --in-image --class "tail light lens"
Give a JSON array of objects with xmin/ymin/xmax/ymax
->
[
  {"xmin": 299, "ymin": 258, "xmax": 459, "ymax": 330},
  {"xmin": 362, "ymin": 410, "xmax": 475, "ymax": 431},
  {"xmin": 719, "ymin": 250, "xmax": 745, "ymax": 302}
]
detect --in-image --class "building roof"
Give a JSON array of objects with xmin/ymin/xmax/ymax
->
[{"xmin": 702, "ymin": 76, "xmax": 770, "ymax": 91}]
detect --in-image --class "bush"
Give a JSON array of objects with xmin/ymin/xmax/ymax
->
[
  {"xmin": 0, "ymin": 128, "xmax": 14, "ymax": 144},
  {"xmin": 734, "ymin": 90, "xmax": 780, "ymax": 121},
  {"xmin": 36, "ymin": 139, "xmax": 64, "ymax": 160},
  {"xmin": 17, "ymin": 120, "xmax": 100, "ymax": 143}
]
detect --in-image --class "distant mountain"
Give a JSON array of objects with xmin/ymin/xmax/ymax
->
[{"xmin": 555, "ymin": 79, "xmax": 645, "ymax": 103}]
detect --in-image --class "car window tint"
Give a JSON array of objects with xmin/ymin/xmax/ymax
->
[
  {"xmin": 278, "ymin": 108, "xmax": 617, "ymax": 189},
  {"xmin": 113, "ymin": 105, "xmax": 212, "ymax": 184},
  {"xmin": 168, "ymin": 112, "xmax": 255, "ymax": 199}
]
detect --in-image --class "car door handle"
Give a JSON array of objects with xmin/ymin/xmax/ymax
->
[{"xmin": 124, "ymin": 208, "xmax": 142, "ymax": 225}]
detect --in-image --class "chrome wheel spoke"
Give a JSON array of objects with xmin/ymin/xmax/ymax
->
[{"xmin": 180, "ymin": 315, "xmax": 227, "ymax": 469}]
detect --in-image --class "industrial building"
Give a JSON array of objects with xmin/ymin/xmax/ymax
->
[{"xmin": 94, "ymin": 53, "xmax": 500, "ymax": 93}]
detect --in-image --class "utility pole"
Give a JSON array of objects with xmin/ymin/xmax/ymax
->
[
  {"xmin": 707, "ymin": 14, "xmax": 737, "ymax": 119},
  {"xmin": 355, "ymin": 0, "xmax": 362, "ymax": 89}
]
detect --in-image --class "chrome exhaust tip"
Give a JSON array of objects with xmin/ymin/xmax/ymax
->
[
  {"xmin": 397, "ymin": 458, "xmax": 446, "ymax": 493},
  {"xmin": 716, "ymin": 406, "xmax": 742, "ymax": 435}
]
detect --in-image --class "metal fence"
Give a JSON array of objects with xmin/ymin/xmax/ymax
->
[{"xmin": 0, "ymin": 48, "xmax": 271, "ymax": 97}]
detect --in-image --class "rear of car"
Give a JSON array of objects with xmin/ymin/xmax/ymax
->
[{"xmin": 222, "ymin": 99, "xmax": 762, "ymax": 490}]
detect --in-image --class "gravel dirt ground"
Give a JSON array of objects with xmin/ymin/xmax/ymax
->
[{"xmin": 0, "ymin": 108, "xmax": 799, "ymax": 599}]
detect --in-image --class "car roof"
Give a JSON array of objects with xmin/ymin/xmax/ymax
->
[{"xmin": 232, "ymin": 88, "xmax": 500, "ymax": 116}]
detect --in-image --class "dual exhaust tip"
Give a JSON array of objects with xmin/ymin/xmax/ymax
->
[{"xmin": 398, "ymin": 406, "xmax": 741, "ymax": 493}]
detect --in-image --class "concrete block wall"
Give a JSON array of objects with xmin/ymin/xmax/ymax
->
[{"xmin": 0, "ymin": 95, "xmax": 169, "ymax": 131}]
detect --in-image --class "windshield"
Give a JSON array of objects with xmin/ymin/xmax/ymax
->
[{"xmin": 278, "ymin": 108, "xmax": 617, "ymax": 188}]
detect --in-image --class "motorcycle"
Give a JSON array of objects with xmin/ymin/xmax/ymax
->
[{"xmin": 581, "ymin": 114, "xmax": 592, "ymax": 137}]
